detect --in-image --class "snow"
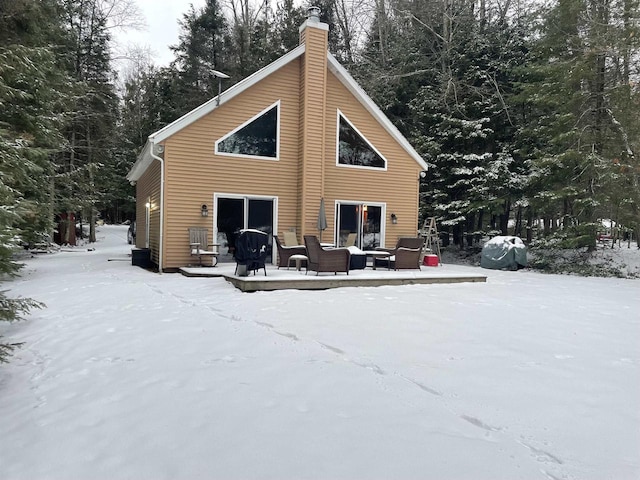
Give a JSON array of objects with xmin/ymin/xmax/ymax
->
[
  {"xmin": 485, "ymin": 235, "xmax": 526, "ymax": 247},
  {"xmin": 1, "ymin": 225, "xmax": 639, "ymax": 480},
  {"xmin": 593, "ymin": 242, "xmax": 640, "ymax": 277}
]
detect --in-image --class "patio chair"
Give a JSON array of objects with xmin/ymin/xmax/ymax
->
[
  {"xmin": 283, "ymin": 231, "xmax": 301, "ymax": 247},
  {"xmin": 345, "ymin": 232, "xmax": 357, "ymax": 247},
  {"xmin": 274, "ymin": 235, "xmax": 307, "ymax": 269},
  {"xmin": 393, "ymin": 247, "xmax": 423, "ymax": 270},
  {"xmin": 375, "ymin": 237, "xmax": 424, "ymax": 269},
  {"xmin": 303, "ymin": 235, "xmax": 350, "ymax": 275},
  {"xmin": 234, "ymin": 229, "xmax": 269, "ymax": 276},
  {"xmin": 189, "ymin": 227, "xmax": 219, "ymax": 267}
]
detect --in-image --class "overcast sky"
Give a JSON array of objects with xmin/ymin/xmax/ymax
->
[{"xmin": 113, "ymin": 0, "xmax": 206, "ymax": 69}]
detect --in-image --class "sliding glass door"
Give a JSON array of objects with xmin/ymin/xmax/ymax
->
[
  {"xmin": 215, "ymin": 195, "xmax": 275, "ymax": 262},
  {"xmin": 335, "ymin": 202, "xmax": 383, "ymax": 249}
]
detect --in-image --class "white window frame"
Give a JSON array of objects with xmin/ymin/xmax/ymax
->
[
  {"xmin": 214, "ymin": 100, "xmax": 281, "ymax": 161},
  {"xmin": 213, "ymin": 192, "xmax": 279, "ymax": 264},
  {"xmin": 335, "ymin": 109, "xmax": 388, "ymax": 171},
  {"xmin": 334, "ymin": 199, "xmax": 387, "ymax": 248}
]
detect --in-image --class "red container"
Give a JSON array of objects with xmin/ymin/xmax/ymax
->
[{"xmin": 424, "ymin": 255, "xmax": 439, "ymax": 267}]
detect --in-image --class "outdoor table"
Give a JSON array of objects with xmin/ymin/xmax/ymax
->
[{"xmin": 362, "ymin": 250, "xmax": 391, "ymax": 270}]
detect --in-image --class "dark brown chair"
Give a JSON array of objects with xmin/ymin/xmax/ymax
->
[
  {"xmin": 303, "ymin": 235, "xmax": 350, "ymax": 275},
  {"xmin": 273, "ymin": 235, "xmax": 307, "ymax": 269},
  {"xmin": 393, "ymin": 247, "xmax": 423, "ymax": 270},
  {"xmin": 376, "ymin": 237, "xmax": 424, "ymax": 269}
]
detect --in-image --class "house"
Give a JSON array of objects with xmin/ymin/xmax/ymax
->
[{"xmin": 126, "ymin": 7, "xmax": 428, "ymax": 272}]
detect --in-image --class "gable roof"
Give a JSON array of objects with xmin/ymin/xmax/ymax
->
[{"xmin": 127, "ymin": 44, "xmax": 427, "ymax": 181}]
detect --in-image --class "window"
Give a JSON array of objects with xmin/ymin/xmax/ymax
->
[
  {"xmin": 337, "ymin": 111, "xmax": 386, "ymax": 169},
  {"xmin": 216, "ymin": 101, "xmax": 279, "ymax": 160},
  {"xmin": 215, "ymin": 194, "xmax": 276, "ymax": 263},
  {"xmin": 336, "ymin": 202, "xmax": 384, "ymax": 249}
]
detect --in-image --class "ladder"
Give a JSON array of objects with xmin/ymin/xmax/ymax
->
[{"xmin": 420, "ymin": 217, "xmax": 441, "ymax": 263}]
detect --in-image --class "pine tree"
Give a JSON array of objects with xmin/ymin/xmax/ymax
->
[
  {"xmin": 517, "ymin": 0, "xmax": 640, "ymax": 246},
  {"xmin": 0, "ymin": 0, "xmax": 65, "ymax": 361},
  {"xmin": 56, "ymin": 0, "xmax": 120, "ymax": 243}
]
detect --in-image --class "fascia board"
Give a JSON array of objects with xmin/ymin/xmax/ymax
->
[
  {"xmin": 127, "ymin": 140, "xmax": 153, "ymax": 181},
  {"xmin": 327, "ymin": 53, "xmax": 428, "ymax": 171},
  {"xmin": 150, "ymin": 44, "xmax": 306, "ymax": 144}
]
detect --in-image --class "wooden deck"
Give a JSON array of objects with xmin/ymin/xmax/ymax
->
[{"xmin": 179, "ymin": 264, "xmax": 487, "ymax": 292}]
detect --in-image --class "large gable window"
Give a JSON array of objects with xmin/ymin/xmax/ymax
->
[
  {"xmin": 215, "ymin": 101, "xmax": 280, "ymax": 160},
  {"xmin": 337, "ymin": 110, "xmax": 387, "ymax": 170}
]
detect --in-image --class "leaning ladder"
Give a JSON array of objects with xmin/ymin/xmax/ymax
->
[{"xmin": 420, "ymin": 217, "xmax": 442, "ymax": 263}]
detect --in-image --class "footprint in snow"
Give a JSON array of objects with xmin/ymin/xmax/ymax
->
[
  {"xmin": 274, "ymin": 331, "xmax": 299, "ymax": 341},
  {"xmin": 318, "ymin": 342, "xmax": 345, "ymax": 355},
  {"xmin": 460, "ymin": 414, "xmax": 501, "ymax": 432},
  {"xmin": 519, "ymin": 441, "xmax": 563, "ymax": 465}
]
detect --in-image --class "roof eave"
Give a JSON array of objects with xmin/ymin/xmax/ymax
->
[{"xmin": 126, "ymin": 139, "xmax": 153, "ymax": 182}]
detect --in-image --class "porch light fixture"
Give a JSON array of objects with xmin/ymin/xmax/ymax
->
[
  {"xmin": 145, "ymin": 202, "xmax": 150, "ymax": 209},
  {"xmin": 391, "ymin": 213, "xmax": 398, "ymax": 224},
  {"xmin": 201, "ymin": 204, "xmax": 209, "ymax": 217},
  {"xmin": 211, "ymin": 69, "xmax": 230, "ymax": 106}
]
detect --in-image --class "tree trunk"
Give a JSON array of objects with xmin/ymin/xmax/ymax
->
[
  {"xmin": 514, "ymin": 206, "xmax": 523, "ymax": 237},
  {"xmin": 499, "ymin": 200, "xmax": 511, "ymax": 235},
  {"xmin": 526, "ymin": 207, "xmax": 533, "ymax": 243},
  {"xmin": 376, "ymin": 0, "xmax": 386, "ymax": 66}
]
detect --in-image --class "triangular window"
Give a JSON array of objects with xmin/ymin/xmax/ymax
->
[
  {"xmin": 216, "ymin": 101, "xmax": 279, "ymax": 159},
  {"xmin": 337, "ymin": 111, "xmax": 386, "ymax": 169}
]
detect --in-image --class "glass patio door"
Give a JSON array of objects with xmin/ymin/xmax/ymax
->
[
  {"xmin": 336, "ymin": 202, "xmax": 383, "ymax": 249},
  {"xmin": 215, "ymin": 195, "xmax": 275, "ymax": 262}
]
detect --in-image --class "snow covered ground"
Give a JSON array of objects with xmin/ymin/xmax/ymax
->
[{"xmin": 1, "ymin": 225, "xmax": 639, "ymax": 480}]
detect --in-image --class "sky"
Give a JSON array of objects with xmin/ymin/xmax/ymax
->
[
  {"xmin": 1, "ymin": 225, "xmax": 639, "ymax": 479},
  {"xmin": 112, "ymin": 0, "xmax": 206, "ymax": 69}
]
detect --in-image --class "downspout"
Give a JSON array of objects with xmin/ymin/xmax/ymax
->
[{"xmin": 149, "ymin": 141, "xmax": 165, "ymax": 274}]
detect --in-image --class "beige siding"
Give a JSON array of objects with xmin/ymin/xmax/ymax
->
[
  {"xmin": 135, "ymin": 160, "xmax": 162, "ymax": 265},
  {"xmin": 323, "ymin": 71, "xmax": 422, "ymax": 247},
  {"xmin": 161, "ymin": 61, "xmax": 301, "ymax": 269},
  {"xmin": 298, "ymin": 25, "xmax": 328, "ymax": 239}
]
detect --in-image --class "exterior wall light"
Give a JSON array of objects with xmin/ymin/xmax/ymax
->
[
  {"xmin": 391, "ymin": 213, "xmax": 398, "ymax": 224},
  {"xmin": 201, "ymin": 204, "xmax": 209, "ymax": 217}
]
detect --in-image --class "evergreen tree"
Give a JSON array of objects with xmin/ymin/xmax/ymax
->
[
  {"xmin": 171, "ymin": 0, "xmax": 232, "ymax": 112},
  {"xmin": 56, "ymin": 0, "xmax": 120, "ymax": 242},
  {"xmin": 0, "ymin": 0, "xmax": 65, "ymax": 361},
  {"xmin": 273, "ymin": 0, "xmax": 307, "ymax": 53},
  {"xmin": 517, "ymin": 0, "xmax": 640, "ymax": 246}
]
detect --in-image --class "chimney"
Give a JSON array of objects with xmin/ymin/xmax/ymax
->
[{"xmin": 298, "ymin": 7, "xmax": 330, "ymax": 238}]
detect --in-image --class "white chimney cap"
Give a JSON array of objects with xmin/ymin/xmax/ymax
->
[{"xmin": 307, "ymin": 6, "xmax": 321, "ymax": 21}]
